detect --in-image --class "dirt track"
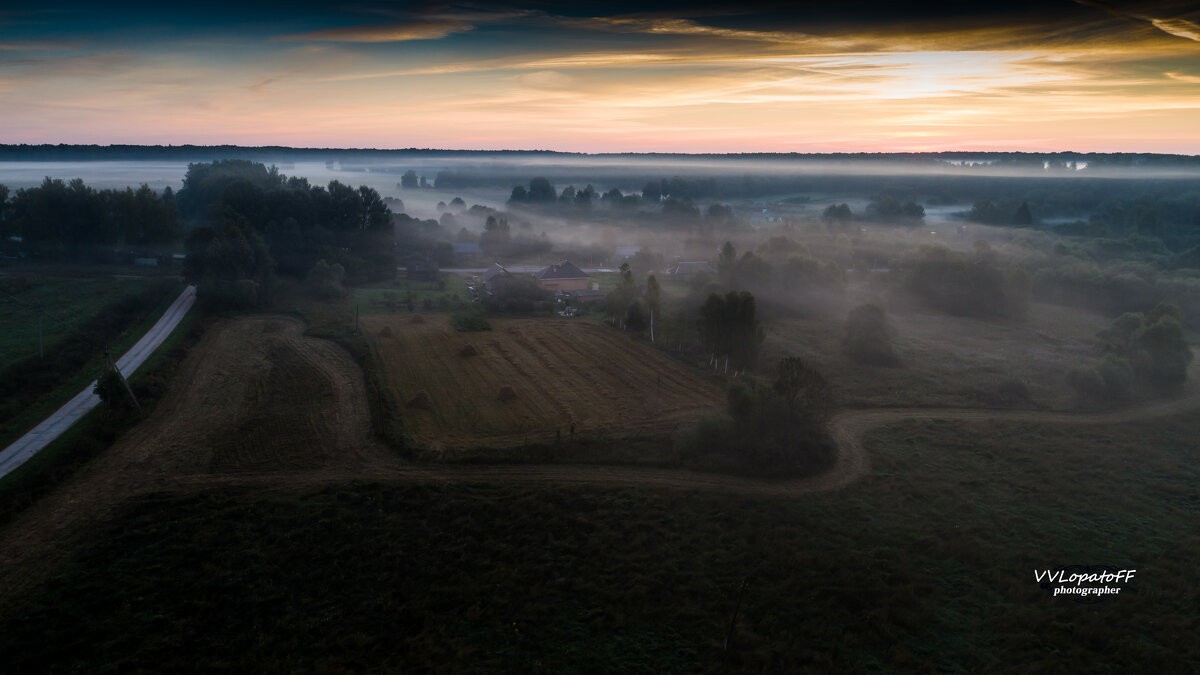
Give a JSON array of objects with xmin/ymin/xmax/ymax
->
[{"xmin": 0, "ymin": 316, "xmax": 1196, "ymax": 607}]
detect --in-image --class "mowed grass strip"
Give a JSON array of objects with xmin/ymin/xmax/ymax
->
[
  {"xmin": 0, "ymin": 415, "xmax": 1195, "ymax": 672},
  {"xmin": 366, "ymin": 316, "xmax": 724, "ymax": 450}
]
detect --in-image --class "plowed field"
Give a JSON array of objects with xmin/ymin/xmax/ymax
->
[{"xmin": 364, "ymin": 316, "xmax": 725, "ymax": 450}]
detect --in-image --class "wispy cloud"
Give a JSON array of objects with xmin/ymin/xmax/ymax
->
[
  {"xmin": 0, "ymin": 39, "xmax": 80, "ymax": 51},
  {"xmin": 276, "ymin": 19, "xmax": 471, "ymax": 43},
  {"xmin": 1150, "ymin": 17, "xmax": 1200, "ymax": 42},
  {"xmin": 1074, "ymin": 0, "xmax": 1200, "ymax": 42},
  {"xmin": 1164, "ymin": 70, "xmax": 1200, "ymax": 83}
]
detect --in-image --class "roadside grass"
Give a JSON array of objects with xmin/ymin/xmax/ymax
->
[
  {"xmin": 0, "ymin": 277, "xmax": 185, "ymax": 448},
  {"xmin": 0, "ymin": 308, "xmax": 204, "ymax": 528},
  {"xmin": 0, "ymin": 273, "xmax": 159, "ymax": 369},
  {"xmin": 1, "ymin": 415, "xmax": 1195, "ymax": 672}
]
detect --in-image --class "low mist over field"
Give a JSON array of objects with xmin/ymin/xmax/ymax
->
[{"xmin": 2, "ymin": 0, "xmax": 1199, "ymax": 670}]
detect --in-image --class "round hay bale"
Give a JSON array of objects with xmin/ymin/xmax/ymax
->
[
  {"xmin": 407, "ymin": 391, "xmax": 431, "ymax": 410},
  {"xmin": 497, "ymin": 385, "xmax": 517, "ymax": 402},
  {"xmin": 458, "ymin": 344, "xmax": 478, "ymax": 357},
  {"xmin": 378, "ymin": 325, "xmax": 394, "ymax": 338},
  {"xmin": 410, "ymin": 314, "xmax": 426, "ymax": 324}
]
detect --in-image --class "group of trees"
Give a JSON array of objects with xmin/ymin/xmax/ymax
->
[
  {"xmin": 0, "ymin": 178, "xmax": 183, "ymax": 262},
  {"xmin": 503, "ymin": 176, "xmax": 740, "ymax": 232},
  {"xmin": 1069, "ymin": 302, "xmax": 1193, "ymax": 401},
  {"xmin": 697, "ymin": 290, "xmax": 764, "ymax": 371},
  {"xmin": 678, "ymin": 356, "xmax": 835, "ymax": 476},
  {"xmin": 904, "ymin": 241, "xmax": 1029, "ymax": 318},
  {"xmin": 968, "ymin": 200, "xmax": 1034, "ymax": 226},
  {"xmin": 177, "ymin": 160, "xmax": 395, "ymax": 308}
]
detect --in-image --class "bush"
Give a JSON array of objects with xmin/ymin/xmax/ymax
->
[
  {"xmin": 844, "ymin": 303, "xmax": 899, "ymax": 366},
  {"xmin": 1066, "ymin": 366, "xmax": 1106, "ymax": 403},
  {"xmin": 451, "ymin": 308, "xmax": 491, "ymax": 332}
]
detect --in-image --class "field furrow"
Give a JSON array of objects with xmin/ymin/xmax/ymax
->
[{"xmin": 364, "ymin": 316, "xmax": 724, "ymax": 451}]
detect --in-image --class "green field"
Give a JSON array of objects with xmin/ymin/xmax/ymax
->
[
  {"xmin": 351, "ymin": 273, "xmax": 472, "ymax": 316},
  {"xmin": 0, "ymin": 273, "xmax": 158, "ymax": 369},
  {"xmin": 1, "ymin": 414, "xmax": 1194, "ymax": 672}
]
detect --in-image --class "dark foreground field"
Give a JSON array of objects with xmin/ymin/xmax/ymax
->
[{"xmin": 0, "ymin": 415, "xmax": 1195, "ymax": 673}]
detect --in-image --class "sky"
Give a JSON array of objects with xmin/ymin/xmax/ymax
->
[{"xmin": 2, "ymin": 1, "xmax": 1199, "ymax": 153}]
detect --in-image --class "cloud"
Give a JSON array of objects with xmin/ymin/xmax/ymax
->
[
  {"xmin": 1073, "ymin": 0, "xmax": 1200, "ymax": 42},
  {"xmin": 1164, "ymin": 70, "xmax": 1200, "ymax": 83},
  {"xmin": 0, "ymin": 39, "xmax": 79, "ymax": 51},
  {"xmin": 517, "ymin": 70, "xmax": 573, "ymax": 89},
  {"xmin": 277, "ymin": 19, "xmax": 471, "ymax": 43},
  {"xmin": 1150, "ymin": 17, "xmax": 1200, "ymax": 42}
]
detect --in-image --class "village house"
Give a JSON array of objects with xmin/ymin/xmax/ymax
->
[
  {"xmin": 533, "ymin": 260, "xmax": 589, "ymax": 292},
  {"xmin": 483, "ymin": 261, "xmax": 515, "ymax": 293}
]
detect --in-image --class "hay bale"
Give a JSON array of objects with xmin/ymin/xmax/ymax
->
[
  {"xmin": 458, "ymin": 344, "xmax": 478, "ymax": 357},
  {"xmin": 407, "ymin": 391, "xmax": 431, "ymax": 410},
  {"xmin": 410, "ymin": 314, "xmax": 426, "ymax": 324},
  {"xmin": 378, "ymin": 325, "xmax": 394, "ymax": 338},
  {"xmin": 497, "ymin": 385, "xmax": 517, "ymax": 402}
]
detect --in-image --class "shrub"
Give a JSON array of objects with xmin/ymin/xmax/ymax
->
[
  {"xmin": 1066, "ymin": 366, "xmax": 1106, "ymax": 403},
  {"xmin": 451, "ymin": 308, "xmax": 491, "ymax": 332},
  {"xmin": 844, "ymin": 303, "xmax": 899, "ymax": 366}
]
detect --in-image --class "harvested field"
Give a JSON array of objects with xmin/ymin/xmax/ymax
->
[
  {"xmin": 0, "ymin": 315, "xmax": 387, "ymax": 603},
  {"xmin": 123, "ymin": 315, "xmax": 382, "ymax": 475},
  {"xmin": 363, "ymin": 316, "xmax": 725, "ymax": 451}
]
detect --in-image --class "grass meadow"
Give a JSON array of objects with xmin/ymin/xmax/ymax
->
[{"xmin": 0, "ymin": 414, "xmax": 1194, "ymax": 673}]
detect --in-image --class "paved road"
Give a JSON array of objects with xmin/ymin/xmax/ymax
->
[{"xmin": 0, "ymin": 285, "xmax": 196, "ymax": 480}]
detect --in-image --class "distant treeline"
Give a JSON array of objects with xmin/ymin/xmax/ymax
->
[
  {"xmin": 3, "ymin": 144, "xmax": 1199, "ymax": 167},
  {"xmin": 0, "ymin": 179, "xmax": 182, "ymax": 262}
]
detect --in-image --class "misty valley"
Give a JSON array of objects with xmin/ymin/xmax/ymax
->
[{"xmin": 0, "ymin": 149, "xmax": 1197, "ymax": 671}]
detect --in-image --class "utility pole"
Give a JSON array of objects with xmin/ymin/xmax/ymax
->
[{"xmin": 104, "ymin": 344, "xmax": 141, "ymax": 412}]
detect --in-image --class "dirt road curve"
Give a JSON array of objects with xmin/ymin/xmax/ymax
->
[{"xmin": 0, "ymin": 317, "xmax": 1195, "ymax": 607}]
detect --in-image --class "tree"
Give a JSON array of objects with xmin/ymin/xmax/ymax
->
[
  {"xmin": 183, "ymin": 211, "xmax": 275, "ymax": 309},
  {"xmin": 527, "ymin": 177, "xmax": 556, "ymax": 203},
  {"xmin": 1094, "ymin": 302, "xmax": 1193, "ymax": 390},
  {"xmin": 717, "ymin": 241, "xmax": 737, "ymax": 286},
  {"xmin": 400, "ymin": 170, "xmax": 419, "ymax": 189},
  {"xmin": 698, "ymin": 290, "xmax": 764, "ymax": 370},
  {"xmin": 94, "ymin": 367, "xmax": 134, "ymax": 412},
  {"xmin": 605, "ymin": 262, "xmax": 637, "ymax": 327},
  {"xmin": 774, "ymin": 357, "xmax": 833, "ymax": 423},
  {"xmin": 844, "ymin": 303, "xmax": 899, "ymax": 365},
  {"xmin": 822, "ymin": 203, "xmax": 852, "ymax": 223},
  {"xmin": 645, "ymin": 274, "xmax": 662, "ymax": 343},
  {"xmin": 1012, "ymin": 201, "xmax": 1033, "ymax": 225}
]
